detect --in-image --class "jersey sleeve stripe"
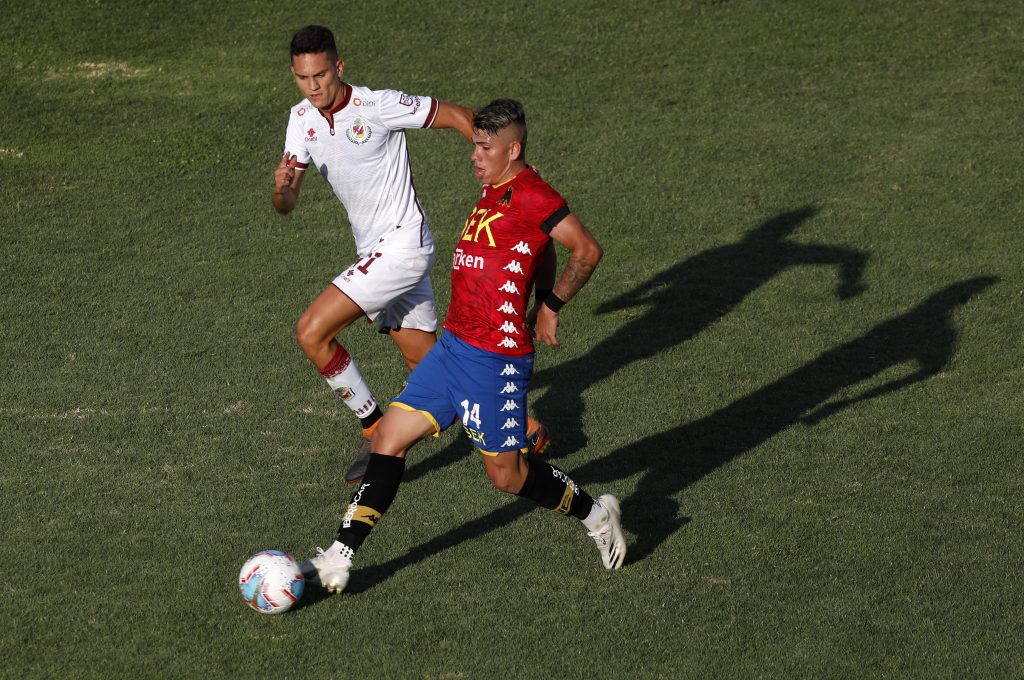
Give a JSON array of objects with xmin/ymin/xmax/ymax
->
[
  {"xmin": 540, "ymin": 204, "xmax": 570, "ymax": 233},
  {"xmin": 422, "ymin": 99, "xmax": 440, "ymax": 128}
]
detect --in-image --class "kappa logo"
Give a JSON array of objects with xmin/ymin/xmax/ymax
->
[
  {"xmin": 500, "ymin": 399, "xmax": 517, "ymax": 412},
  {"xmin": 511, "ymin": 241, "xmax": 532, "ymax": 255},
  {"xmin": 498, "ymin": 187, "xmax": 513, "ymax": 207},
  {"xmin": 499, "ymin": 320, "xmax": 519, "ymax": 334},
  {"xmin": 502, "ymin": 436, "xmax": 520, "ymax": 448},
  {"xmin": 500, "ymin": 381, "xmax": 518, "ymax": 394},
  {"xmin": 498, "ymin": 337, "xmax": 518, "ymax": 349},
  {"xmin": 503, "ymin": 260, "xmax": 524, "ymax": 274},
  {"xmin": 346, "ymin": 117, "xmax": 372, "ymax": 144},
  {"xmin": 497, "ymin": 301, "xmax": 516, "ymax": 315},
  {"xmin": 502, "ymin": 417, "xmax": 520, "ymax": 429},
  {"xmin": 499, "ymin": 281, "xmax": 520, "ymax": 294},
  {"xmin": 304, "ymin": 127, "xmax": 317, "ymax": 142},
  {"xmin": 501, "ymin": 364, "xmax": 519, "ymax": 376}
]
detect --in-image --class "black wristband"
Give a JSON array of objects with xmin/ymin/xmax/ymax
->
[
  {"xmin": 535, "ymin": 288, "xmax": 552, "ymax": 305},
  {"xmin": 543, "ymin": 293, "xmax": 567, "ymax": 313}
]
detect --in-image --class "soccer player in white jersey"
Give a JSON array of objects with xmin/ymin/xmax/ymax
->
[
  {"xmin": 274, "ymin": 26, "xmax": 551, "ymax": 483},
  {"xmin": 272, "ymin": 26, "xmax": 474, "ymax": 482}
]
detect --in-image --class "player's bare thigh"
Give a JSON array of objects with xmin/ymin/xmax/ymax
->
[
  {"xmin": 388, "ymin": 327, "xmax": 437, "ymax": 371},
  {"xmin": 371, "ymin": 406, "xmax": 438, "ymax": 458},
  {"xmin": 296, "ymin": 285, "xmax": 365, "ymax": 368}
]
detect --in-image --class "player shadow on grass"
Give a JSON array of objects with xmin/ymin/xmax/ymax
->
[
  {"xmin": 574, "ymin": 275, "xmax": 997, "ymax": 562},
  {"xmin": 336, "ymin": 275, "xmax": 995, "ymax": 595},
  {"xmin": 529, "ymin": 205, "xmax": 868, "ymax": 459}
]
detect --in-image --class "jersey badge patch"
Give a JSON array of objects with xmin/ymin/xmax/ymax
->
[
  {"xmin": 346, "ymin": 117, "xmax": 372, "ymax": 145},
  {"xmin": 399, "ymin": 93, "xmax": 423, "ymax": 114}
]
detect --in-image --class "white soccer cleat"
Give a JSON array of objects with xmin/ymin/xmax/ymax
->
[
  {"xmin": 300, "ymin": 548, "xmax": 351, "ymax": 594},
  {"xmin": 588, "ymin": 495, "xmax": 626, "ymax": 570}
]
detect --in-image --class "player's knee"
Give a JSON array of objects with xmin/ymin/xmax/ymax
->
[
  {"xmin": 485, "ymin": 463, "xmax": 524, "ymax": 495},
  {"xmin": 371, "ymin": 415, "xmax": 420, "ymax": 457},
  {"xmin": 295, "ymin": 313, "xmax": 324, "ymax": 357}
]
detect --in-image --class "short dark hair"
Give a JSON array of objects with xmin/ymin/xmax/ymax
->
[
  {"xmin": 290, "ymin": 25, "xmax": 338, "ymax": 59},
  {"xmin": 473, "ymin": 99, "xmax": 528, "ymax": 157},
  {"xmin": 473, "ymin": 99, "xmax": 526, "ymax": 136}
]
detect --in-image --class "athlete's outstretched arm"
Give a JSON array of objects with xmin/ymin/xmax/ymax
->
[
  {"xmin": 430, "ymin": 101, "xmax": 475, "ymax": 142},
  {"xmin": 272, "ymin": 152, "xmax": 305, "ymax": 215},
  {"xmin": 534, "ymin": 214, "xmax": 603, "ymax": 347}
]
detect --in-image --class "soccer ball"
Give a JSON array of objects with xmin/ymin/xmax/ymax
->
[{"xmin": 238, "ymin": 550, "xmax": 304, "ymax": 614}]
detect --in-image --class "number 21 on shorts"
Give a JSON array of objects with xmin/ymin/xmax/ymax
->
[{"xmin": 355, "ymin": 252, "xmax": 382, "ymax": 275}]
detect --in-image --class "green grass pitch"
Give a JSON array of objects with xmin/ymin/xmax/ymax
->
[{"xmin": 1, "ymin": 1, "xmax": 1022, "ymax": 677}]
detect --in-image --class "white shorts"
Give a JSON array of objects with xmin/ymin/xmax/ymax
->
[{"xmin": 331, "ymin": 243, "xmax": 438, "ymax": 333}]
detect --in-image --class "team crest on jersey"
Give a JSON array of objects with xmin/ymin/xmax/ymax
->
[
  {"xmin": 498, "ymin": 187, "xmax": 513, "ymax": 207},
  {"xmin": 398, "ymin": 93, "xmax": 422, "ymax": 114},
  {"xmin": 346, "ymin": 117, "xmax": 372, "ymax": 144}
]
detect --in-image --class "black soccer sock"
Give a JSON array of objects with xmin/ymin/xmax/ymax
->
[
  {"xmin": 517, "ymin": 455, "xmax": 594, "ymax": 520},
  {"xmin": 359, "ymin": 405, "xmax": 384, "ymax": 431},
  {"xmin": 334, "ymin": 453, "xmax": 405, "ymax": 554}
]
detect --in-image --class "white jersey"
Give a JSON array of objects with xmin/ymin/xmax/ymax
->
[{"xmin": 284, "ymin": 84, "xmax": 439, "ymax": 257}]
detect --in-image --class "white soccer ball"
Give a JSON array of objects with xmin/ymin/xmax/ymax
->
[{"xmin": 238, "ymin": 550, "xmax": 304, "ymax": 614}]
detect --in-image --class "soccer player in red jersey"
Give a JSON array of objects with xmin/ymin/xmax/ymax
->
[{"xmin": 301, "ymin": 100, "xmax": 626, "ymax": 593}]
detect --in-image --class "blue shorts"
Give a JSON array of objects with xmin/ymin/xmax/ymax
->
[{"xmin": 392, "ymin": 332, "xmax": 534, "ymax": 455}]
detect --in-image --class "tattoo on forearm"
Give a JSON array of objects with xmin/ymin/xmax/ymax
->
[{"xmin": 554, "ymin": 256, "xmax": 597, "ymax": 301}]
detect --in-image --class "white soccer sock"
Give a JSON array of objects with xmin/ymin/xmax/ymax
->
[
  {"xmin": 321, "ymin": 346, "xmax": 378, "ymax": 420},
  {"xmin": 325, "ymin": 540, "xmax": 354, "ymax": 566},
  {"xmin": 581, "ymin": 499, "xmax": 609, "ymax": 532}
]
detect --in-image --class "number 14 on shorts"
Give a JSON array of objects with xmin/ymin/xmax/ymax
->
[
  {"xmin": 460, "ymin": 400, "xmax": 482, "ymax": 428},
  {"xmin": 459, "ymin": 400, "xmax": 488, "ymax": 447}
]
